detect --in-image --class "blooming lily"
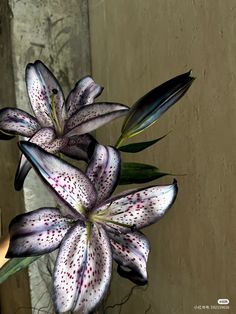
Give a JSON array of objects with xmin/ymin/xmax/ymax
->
[
  {"xmin": 6, "ymin": 142, "xmax": 177, "ymax": 313},
  {"xmin": 0, "ymin": 60, "xmax": 129, "ymax": 190}
]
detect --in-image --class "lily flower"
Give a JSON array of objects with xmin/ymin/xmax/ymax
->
[
  {"xmin": 6, "ymin": 142, "xmax": 177, "ymax": 313},
  {"xmin": 0, "ymin": 60, "xmax": 129, "ymax": 190}
]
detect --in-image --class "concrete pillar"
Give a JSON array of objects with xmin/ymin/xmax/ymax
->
[{"xmin": 4, "ymin": 1, "xmax": 91, "ymax": 312}]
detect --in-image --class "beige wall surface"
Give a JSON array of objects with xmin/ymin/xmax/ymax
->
[{"xmin": 89, "ymin": 1, "xmax": 236, "ymax": 313}]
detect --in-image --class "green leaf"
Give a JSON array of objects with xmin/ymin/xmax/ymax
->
[
  {"xmin": 118, "ymin": 134, "xmax": 168, "ymax": 153},
  {"xmin": 0, "ymin": 256, "xmax": 40, "ymax": 284},
  {"xmin": 119, "ymin": 162, "xmax": 169, "ymax": 185}
]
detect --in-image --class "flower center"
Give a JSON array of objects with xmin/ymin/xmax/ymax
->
[
  {"xmin": 75, "ymin": 205, "xmax": 135, "ymax": 231},
  {"xmin": 89, "ymin": 207, "xmax": 134, "ymax": 230}
]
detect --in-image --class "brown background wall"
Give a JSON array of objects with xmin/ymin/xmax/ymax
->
[
  {"xmin": 0, "ymin": 0, "xmax": 235, "ymax": 313},
  {"xmin": 89, "ymin": 1, "xmax": 235, "ymax": 313}
]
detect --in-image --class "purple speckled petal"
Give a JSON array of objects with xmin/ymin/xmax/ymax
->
[
  {"xmin": 19, "ymin": 141, "xmax": 97, "ymax": 214},
  {"xmin": 86, "ymin": 145, "xmax": 121, "ymax": 205},
  {"xmin": 6, "ymin": 208, "xmax": 73, "ymax": 257},
  {"xmin": 64, "ymin": 103, "xmax": 129, "ymax": 137},
  {"xmin": 109, "ymin": 231, "xmax": 149, "ymax": 284},
  {"xmin": 28, "ymin": 127, "xmax": 67, "ymax": 153},
  {"xmin": 60, "ymin": 134, "xmax": 97, "ymax": 162},
  {"xmin": 53, "ymin": 223, "xmax": 112, "ymax": 313},
  {"xmin": 96, "ymin": 180, "xmax": 178, "ymax": 233},
  {"xmin": 14, "ymin": 128, "xmax": 68, "ymax": 191},
  {"xmin": 66, "ymin": 76, "xmax": 103, "ymax": 118},
  {"xmin": 0, "ymin": 108, "xmax": 40, "ymax": 137},
  {"xmin": 26, "ymin": 60, "xmax": 66, "ymax": 128}
]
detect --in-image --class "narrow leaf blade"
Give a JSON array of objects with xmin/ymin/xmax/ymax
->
[
  {"xmin": 119, "ymin": 162, "xmax": 169, "ymax": 185},
  {"xmin": 0, "ymin": 256, "xmax": 40, "ymax": 284},
  {"xmin": 118, "ymin": 133, "xmax": 168, "ymax": 153}
]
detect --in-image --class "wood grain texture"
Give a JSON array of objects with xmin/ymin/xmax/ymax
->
[
  {"xmin": 89, "ymin": 1, "xmax": 236, "ymax": 313},
  {"xmin": 0, "ymin": 1, "xmax": 31, "ymax": 313}
]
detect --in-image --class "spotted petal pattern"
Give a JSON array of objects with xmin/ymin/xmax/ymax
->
[
  {"xmin": 0, "ymin": 108, "xmax": 40, "ymax": 137},
  {"xmin": 66, "ymin": 76, "xmax": 103, "ymax": 118},
  {"xmin": 86, "ymin": 145, "xmax": 121, "ymax": 205},
  {"xmin": 109, "ymin": 231, "xmax": 149, "ymax": 284},
  {"xmin": 97, "ymin": 180, "xmax": 178, "ymax": 232},
  {"xmin": 6, "ymin": 208, "xmax": 73, "ymax": 257},
  {"xmin": 53, "ymin": 223, "xmax": 112, "ymax": 314},
  {"xmin": 19, "ymin": 142, "xmax": 97, "ymax": 213},
  {"xmin": 65, "ymin": 103, "xmax": 129, "ymax": 137},
  {"xmin": 26, "ymin": 60, "xmax": 65, "ymax": 128},
  {"xmin": 15, "ymin": 128, "xmax": 68, "ymax": 191}
]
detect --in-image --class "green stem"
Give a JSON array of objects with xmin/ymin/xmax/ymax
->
[{"xmin": 115, "ymin": 135, "xmax": 125, "ymax": 148}]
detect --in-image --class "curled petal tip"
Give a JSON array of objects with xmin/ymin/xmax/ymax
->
[
  {"xmin": 34, "ymin": 59, "xmax": 43, "ymax": 64},
  {"xmin": 173, "ymin": 178, "xmax": 177, "ymax": 185},
  {"xmin": 186, "ymin": 69, "xmax": 192, "ymax": 75},
  {"xmin": 117, "ymin": 265, "xmax": 148, "ymax": 286},
  {"xmin": 186, "ymin": 69, "xmax": 196, "ymax": 81}
]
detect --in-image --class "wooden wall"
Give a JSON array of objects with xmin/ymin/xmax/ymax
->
[{"xmin": 89, "ymin": 1, "xmax": 236, "ymax": 313}]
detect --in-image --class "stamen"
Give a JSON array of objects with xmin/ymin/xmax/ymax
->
[
  {"xmin": 75, "ymin": 204, "xmax": 87, "ymax": 216},
  {"xmin": 92, "ymin": 215, "xmax": 132, "ymax": 229},
  {"xmin": 50, "ymin": 91, "xmax": 62, "ymax": 135}
]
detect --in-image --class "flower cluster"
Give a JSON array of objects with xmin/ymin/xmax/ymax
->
[
  {"xmin": 0, "ymin": 61, "xmax": 128, "ymax": 190},
  {"xmin": 0, "ymin": 61, "xmax": 194, "ymax": 313}
]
